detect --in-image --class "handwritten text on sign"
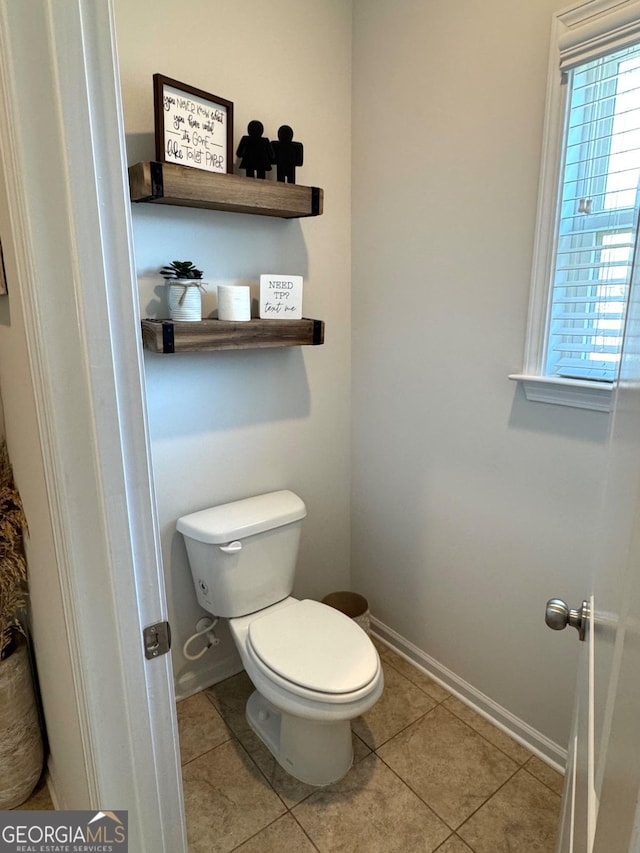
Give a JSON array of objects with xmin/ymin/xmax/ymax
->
[
  {"xmin": 162, "ymin": 84, "xmax": 228, "ymax": 173},
  {"xmin": 260, "ymin": 275, "xmax": 303, "ymax": 319}
]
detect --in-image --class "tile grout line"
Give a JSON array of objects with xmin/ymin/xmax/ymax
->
[
  {"xmin": 225, "ymin": 810, "xmax": 322, "ymax": 853},
  {"xmin": 290, "ymin": 811, "xmax": 323, "ymax": 853},
  {"xmin": 179, "ymin": 721, "xmax": 555, "ymax": 853},
  {"xmin": 382, "ymin": 651, "xmax": 557, "ymax": 776},
  {"xmin": 454, "ymin": 762, "xmax": 534, "ymax": 840},
  {"xmin": 381, "ymin": 655, "xmax": 453, "ymax": 707},
  {"xmin": 180, "ymin": 740, "xmax": 230, "ymax": 769},
  {"xmin": 380, "ymin": 656, "xmax": 538, "ymax": 775},
  {"xmin": 520, "ymin": 760, "xmax": 564, "ymax": 799},
  {"xmin": 373, "ymin": 749, "xmax": 458, "ymax": 836},
  {"xmin": 438, "ymin": 698, "xmax": 533, "ymax": 769},
  {"xmin": 367, "ymin": 694, "xmax": 524, "ymax": 769},
  {"xmin": 227, "ymin": 813, "xmax": 284, "ymax": 852},
  {"xmin": 181, "ymin": 669, "xmax": 560, "ymax": 852},
  {"xmin": 362, "ymin": 652, "xmax": 457, "ymax": 751},
  {"xmin": 181, "ymin": 687, "xmax": 329, "ymax": 814},
  {"xmin": 371, "ymin": 703, "xmax": 526, "ymax": 836},
  {"xmin": 364, "ymin": 704, "xmax": 435, "ymax": 751},
  {"xmin": 433, "ymin": 831, "xmax": 479, "ymax": 853}
]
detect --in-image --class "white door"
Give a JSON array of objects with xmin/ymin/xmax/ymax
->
[
  {"xmin": 0, "ymin": 1, "xmax": 186, "ymax": 849},
  {"xmin": 554, "ymin": 221, "xmax": 640, "ymax": 850}
]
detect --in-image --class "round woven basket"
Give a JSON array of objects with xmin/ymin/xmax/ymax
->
[
  {"xmin": 321, "ymin": 591, "xmax": 370, "ymax": 634},
  {"xmin": 0, "ymin": 635, "xmax": 43, "ymax": 809}
]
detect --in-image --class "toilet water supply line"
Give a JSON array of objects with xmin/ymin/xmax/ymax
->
[
  {"xmin": 182, "ymin": 617, "xmax": 220, "ymax": 661},
  {"xmin": 182, "ymin": 543, "xmax": 241, "ymax": 659}
]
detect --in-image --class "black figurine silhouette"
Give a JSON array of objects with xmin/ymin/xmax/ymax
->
[
  {"xmin": 271, "ymin": 125, "xmax": 304, "ymax": 183},
  {"xmin": 236, "ymin": 120, "xmax": 274, "ymax": 179}
]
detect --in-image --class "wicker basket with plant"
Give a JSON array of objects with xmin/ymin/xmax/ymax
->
[
  {"xmin": 0, "ymin": 439, "xmax": 28, "ymax": 660},
  {"xmin": 0, "ymin": 437, "xmax": 42, "ymax": 810}
]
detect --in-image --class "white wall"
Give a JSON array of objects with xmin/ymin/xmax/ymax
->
[
  {"xmin": 112, "ymin": 0, "xmax": 609, "ymax": 751},
  {"xmin": 113, "ymin": 0, "xmax": 353, "ymax": 696},
  {"xmin": 351, "ymin": 0, "xmax": 609, "ymax": 749}
]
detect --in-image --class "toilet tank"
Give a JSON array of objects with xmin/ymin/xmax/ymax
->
[{"xmin": 177, "ymin": 490, "xmax": 307, "ymax": 618}]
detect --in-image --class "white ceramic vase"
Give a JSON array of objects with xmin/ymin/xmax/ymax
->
[{"xmin": 167, "ymin": 280, "xmax": 203, "ymax": 321}]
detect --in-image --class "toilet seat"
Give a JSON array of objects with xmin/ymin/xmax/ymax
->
[{"xmin": 246, "ymin": 599, "xmax": 379, "ymax": 700}]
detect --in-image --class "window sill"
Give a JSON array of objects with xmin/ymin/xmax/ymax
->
[{"xmin": 508, "ymin": 374, "xmax": 613, "ymax": 412}]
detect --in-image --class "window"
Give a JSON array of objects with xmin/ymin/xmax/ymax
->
[
  {"xmin": 511, "ymin": 0, "xmax": 640, "ymax": 411},
  {"xmin": 549, "ymin": 46, "xmax": 640, "ymax": 383}
]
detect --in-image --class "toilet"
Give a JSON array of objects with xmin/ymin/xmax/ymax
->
[{"xmin": 177, "ymin": 490, "xmax": 383, "ymax": 786}]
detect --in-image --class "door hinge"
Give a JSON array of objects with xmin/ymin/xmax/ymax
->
[{"xmin": 143, "ymin": 621, "xmax": 172, "ymax": 659}]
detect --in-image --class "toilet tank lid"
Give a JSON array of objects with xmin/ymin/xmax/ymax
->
[{"xmin": 176, "ymin": 490, "xmax": 306, "ymax": 544}]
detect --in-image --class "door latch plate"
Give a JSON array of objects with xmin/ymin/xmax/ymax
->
[{"xmin": 143, "ymin": 621, "xmax": 171, "ymax": 659}]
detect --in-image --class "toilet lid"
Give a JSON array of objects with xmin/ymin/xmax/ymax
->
[{"xmin": 247, "ymin": 599, "xmax": 379, "ymax": 694}]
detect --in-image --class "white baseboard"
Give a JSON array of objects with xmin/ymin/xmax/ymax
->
[
  {"xmin": 44, "ymin": 766, "xmax": 61, "ymax": 810},
  {"xmin": 371, "ymin": 616, "xmax": 567, "ymax": 774},
  {"xmin": 174, "ymin": 656, "xmax": 244, "ymax": 702}
]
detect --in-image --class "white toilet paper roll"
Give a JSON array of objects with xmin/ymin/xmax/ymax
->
[{"xmin": 217, "ymin": 285, "xmax": 251, "ymax": 321}]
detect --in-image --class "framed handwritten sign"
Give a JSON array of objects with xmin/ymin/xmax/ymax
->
[{"xmin": 153, "ymin": 74, "xmax": 234, "ymax": 174}]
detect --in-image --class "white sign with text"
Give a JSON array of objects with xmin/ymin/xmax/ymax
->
[
  {"xmin": 162, "ymin": 83, "xmax": 229, "ymax": 173},
  {"xmin": 259, "ymin": 274, "xmax": 303, "ymax": 319}
]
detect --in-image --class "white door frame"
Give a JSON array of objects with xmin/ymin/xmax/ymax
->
[{"xmin": 0, "ymin": 1, "xmax": 186, "ymax": 849}]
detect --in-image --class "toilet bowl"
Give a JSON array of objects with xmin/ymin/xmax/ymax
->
[
  {"xmin": 177, "ymin": 490, "xmax": 384, "ymax": 786},
  {"xmin": 230, "ymin": 597, "xmax": 383, "ymax": 784}
]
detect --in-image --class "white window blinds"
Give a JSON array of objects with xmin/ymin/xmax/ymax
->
[{"xmin": 546, "ymin": 41, "xmax": 640, "ymax": 382}]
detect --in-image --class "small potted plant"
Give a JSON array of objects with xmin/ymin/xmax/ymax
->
[
  {"xmin": 160, "ymin": 260, "xmax": 206, "ymax": 321},
  {"xmin": 0, "ymin": 439, "xmax": 43, "ymax": 808}
]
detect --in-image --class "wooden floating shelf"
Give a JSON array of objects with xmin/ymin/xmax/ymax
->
[
  {"xmin": 129, "ymin": 161, "xmax": 323, "ymax": 219},
  {"xmin": 141, "ymin": 318, "xmax": 325, "ymax": 354}
]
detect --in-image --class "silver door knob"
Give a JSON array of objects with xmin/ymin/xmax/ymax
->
[{"xmin": 545, "ymin": 598, "xmax": 589, "ymax": 642}]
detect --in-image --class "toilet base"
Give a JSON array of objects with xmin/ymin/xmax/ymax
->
[{"xmin": 246, "ymin": 690, "xmax": 353, "ymax": 786}]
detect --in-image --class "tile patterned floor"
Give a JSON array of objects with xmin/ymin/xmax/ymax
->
[
  {"xmin": 180, "ymin": 640, "xmax": 563, "ymax": 852},
  {"xmin": 17, "ymin": 639, "xmax": 563, "ymax": 852}
]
